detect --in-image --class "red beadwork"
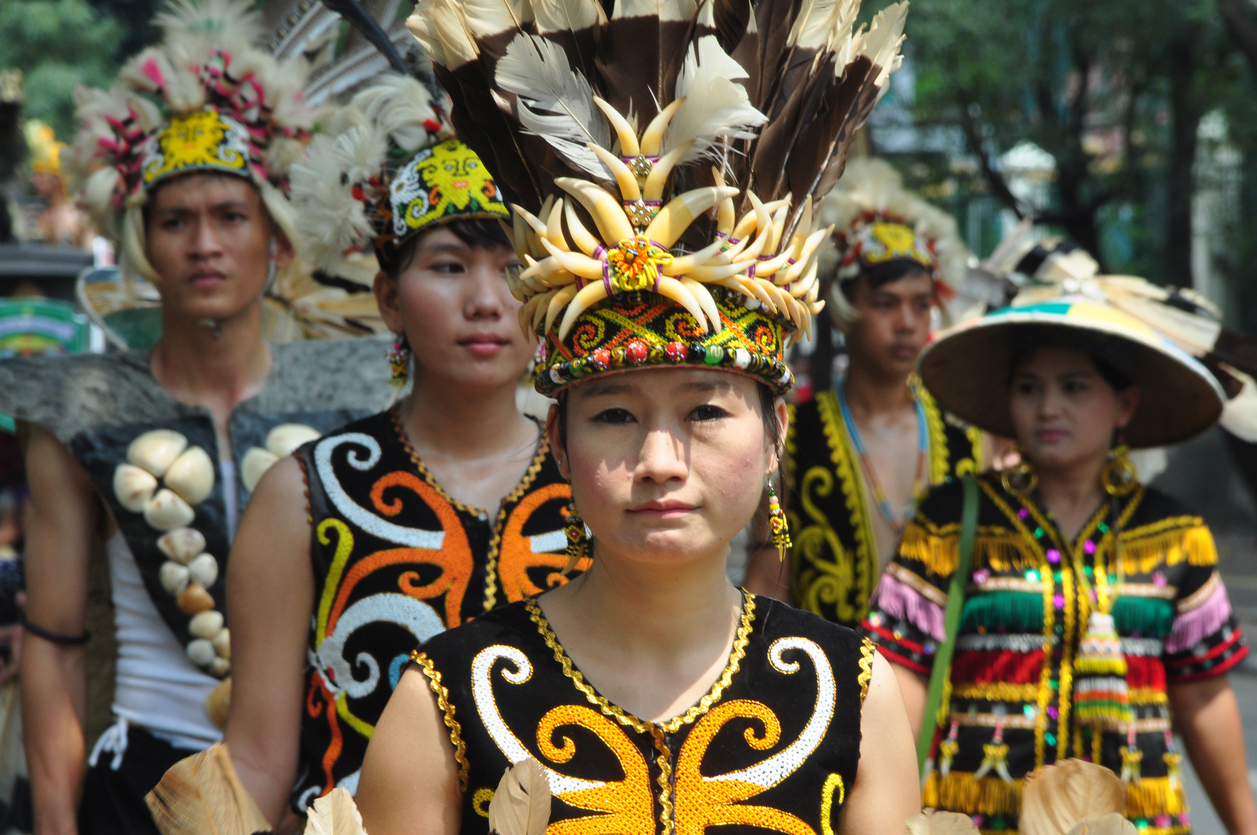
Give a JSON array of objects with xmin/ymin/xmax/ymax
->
[
  {"xmin": 626, "ymin": 341, "xmax": 649, "ymax": 364},
  {"xmin": 591, "ymin": 349, "xmax": 611, "ymax": 370},
  {"xmin": 665, "ymin": 341, "xmax": 686, "ymax": 362}
]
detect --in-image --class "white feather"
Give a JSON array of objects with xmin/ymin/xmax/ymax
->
[
  {"xmin": 496, "ymin": 33, "xmax": 611, "ymax": 178},
  {"xmin": 532, "ymin": 0, "xmax": 606, "ymax": 34},
  {"xmin": 289, "ymin": 126, "xmax": 386, "ymax": 272},
  {"xmin": 665, "ymin": 36, "xmax": 766, "ymax": 167}
]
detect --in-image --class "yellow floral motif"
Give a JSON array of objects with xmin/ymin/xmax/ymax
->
[
  {"xmin": 142, "ymin": 109, "xmax": 247, "ymax": 184},
  {"xmin": 391, "ymin": 138, "xmax": 508, "ymax": 235},
  {"xmin": 673, "ymin": 699, "xmax": 817, "ymax": 835},
  {"xmin": 607, "ymin": 236, "xmax": 673, "ymax": 293},
  {"xmin": 859, "ymin": 222, "xmax": 933, "ymax": 268},
  {"xmin": 534, "ymin": 704, "xmax": 656, "ymax": 835}
]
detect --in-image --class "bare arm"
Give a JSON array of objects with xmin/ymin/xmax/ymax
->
[
  {"xmin": 356, "ymin": 666, "xmax": 462, "ymax": 835},
  {"xmin": 838, "ymin": 652, "xmax": 921, "ymax": 835},
  {"xmin": 20, "ymin": 425, "xmax": 99, "ymax": 835},
  {"xmin": 890, "ymin": 662, "xmax": 929, "ymax": 742},
  {"xmin": 1169, "ymin": 676, "xmax": 1257, "ymax": 835},
  {"xmin": 223, "ymin": 456, "xmax": 315, "ymax": 831}
]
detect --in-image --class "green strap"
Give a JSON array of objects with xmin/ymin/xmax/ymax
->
[{"xmin": 916, "ymin": 474, "xmax": 979, "ymax": 773}]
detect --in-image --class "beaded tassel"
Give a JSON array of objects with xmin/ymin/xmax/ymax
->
[
  {"xmin": 1074, "ymin": 612, "xmax": 1132, "ymax": 728},
  {"xmin": 972, "ymin": 712, "xmax": 1013, "ymax": 783},
  {"xmin": 1120, "ymin": 727, "xmax": 1143, "ymax": 784},
  {"xmin": 387, "ymin": 334, "xmax": 411, "ymax": 387},
  {"xmin": 767, "ymin": 481, "xmax": 791, "ymax": 559},
  {"xmin": 562, "ymin": 500, "xmax": 587, "ymax": 574},
  {"xmin": 938, "ymin": 720, "xmax": 961, "ymax": 778}
]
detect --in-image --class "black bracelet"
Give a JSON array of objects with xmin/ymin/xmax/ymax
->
[{"xmin": 19, "ymin": 612, "xmax": 90, "ymax": 645}]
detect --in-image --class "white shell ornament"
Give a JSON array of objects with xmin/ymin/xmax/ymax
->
[
  {"xmin": 157, "ymin": 528, "xmax": 206, "ymax": 564},
  {"xmin": 144, "ymin": 489, "xmax": 196, "ymax": 531},
  {"xmin": 187, "ymin": 553, "xmax": 218, "ymax": 587},
  {"xmin": 189, "ymin": 610, "xmax": 225, "ymax": 640},
  {"xmin": 160, "ymin": 561, "xmax": 191, "ymax": 596},
  {"xmin": 265, "ymin": 424, "xmax": 321, "ymax": 459},
  {"xmin": 127, "ymin": 429, "xmax": 188, "ymax": 477},
  {"xmin": 208, "ymin": 657, "xmax": 231, "ymax": 676},
  {"xmin": 241, "ymin": 447, "xmax": 280, "ymax": 493},
  {"xmin": 186, "ymin": 638, "xmax": 216, "ymax": 667},
  {"xmin": 164, "ymin": 446, "xmax": 215, "ymax": 505},
  {"xmin": 212, "ymin": 628, "xmax": 230, "ymax": 659},
  {"xmin": 113, "ymin": 464, "xmax": 158, "ymax": 513}
]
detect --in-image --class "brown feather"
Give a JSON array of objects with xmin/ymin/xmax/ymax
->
[{"xmin": 145, "ymin": 744, "xmax": 272, "ymax": 835}]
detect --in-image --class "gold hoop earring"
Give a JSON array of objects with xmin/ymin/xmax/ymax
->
[
  {"xmin": 1102, "ymin": 444, "xmax": 1138, "ymax": 497},
  {"xmin": 1000, "ymin": 449, "xmax": 1038, "ymax": 496},
  {"xmin": 562, "ymin": 499, "xmax": 588, "ymax": 574}
]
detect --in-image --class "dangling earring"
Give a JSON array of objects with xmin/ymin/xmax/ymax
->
[
  {"xmin": 1000, "ymin": 446, "xmax": 1038, "ymax": 496},
  {"xmin": 767, "ymin": 479, "xmax": 791, "ymax": 560},
  {"xmin": 1102, "ymin": 441, "xmax": 1138, "ymax": 497},
  {"xmin": 264, "ymin": 238, "xmax": 278, "ymax": 293},
  {"xmin": 562, "ymin": 499, "xmax": 588, "ymax": 574},
  {"xmin": 388, "ymin": 333, "xmax": 411, "ymax": 387}
]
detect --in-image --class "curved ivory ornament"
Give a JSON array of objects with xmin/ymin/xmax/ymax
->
[
  {"xmin": 144, "ymin": 489, "xmax": 196, "ymax": 531},
  {"xmin": 127, "ymin": 429, "xmax": 188, "ymax": 477},
  {"xmin": 164, "ymin": 446, "xmax": 215, "ymax": 506},
  {"xmin": 114, "ymin": 464, "xmax": 158, "ymax": 513}
]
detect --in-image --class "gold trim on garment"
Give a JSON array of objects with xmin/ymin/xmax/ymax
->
[
  {"xmin": 410, "ymin": 649, "xmax": 471, "ymax": 791},
  {"xmin": 523, "ymin": 591, "xmax": 756, "ymax": 734},
  {"xmin": 858, "ymin": 638, "xmax": 875, "ymax": 703}
]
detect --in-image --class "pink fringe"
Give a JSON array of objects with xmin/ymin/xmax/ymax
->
[
  {"xmin": 140, "ymin": 57, "xmax": 166, "ymax": 89},
  {"xmin": 1166, "ymin": 582, "xmax": 1234, "ymax": 654},
  {"xmin": 870, "ymin": 573, "xmax": 947, "ymax": 643}
]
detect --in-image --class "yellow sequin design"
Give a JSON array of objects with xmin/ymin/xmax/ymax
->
[
  {"xmin": 142, "ymin": 109, "xmax": 249, "ymax": 185},
  {"xmin": 389, "ymin": 138, "xmax": 509, "ymax": 237}
]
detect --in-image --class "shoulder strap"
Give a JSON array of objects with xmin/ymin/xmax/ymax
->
[{"xmin": 916, "ymin": 474, "xmax": 979, "ymax": 773}]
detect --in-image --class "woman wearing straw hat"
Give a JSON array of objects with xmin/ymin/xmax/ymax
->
[{"xmin": 864, "ymin": 296, "xmax": 1257, "ymax": 834}]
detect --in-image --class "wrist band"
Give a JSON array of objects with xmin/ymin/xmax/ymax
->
[{"xmin": 20, "ymin": 612, "xmax": 90, "ymax": 645}]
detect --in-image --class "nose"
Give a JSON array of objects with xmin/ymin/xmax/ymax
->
[
  {"xmin": 190, "ymin": 216, "xmax": 223, "ymax": 260},
  {"xmin": 634, "ymin": 420, "xmax": 689, "ymax": 485},
  {"xmin": 463, "ymin": 262, "xmax": 508, "ymax": 320}
]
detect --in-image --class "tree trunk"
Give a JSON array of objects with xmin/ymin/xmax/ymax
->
[
  {"xmin": 1167, "ymin": 27, "xmax": 1204, "ymax": 288},
  {"xmin": 1218, "ymin": 0, "xmax": 1257, "ymax": 79}
]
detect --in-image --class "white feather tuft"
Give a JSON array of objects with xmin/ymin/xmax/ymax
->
[
  {"xmin": 496, "ymin": 34, "xmax": 612, "ymax": 179},
  {"xmin": 352, "ymin": 75, "xmax": 443, "ymax": 153},
  {"xmin": 532, "ymin": 0, "xmax": 606, "ymax": 34},
  {"xmin": 665, "ymin": 36, "xmax": 766, "ymax": 168},
  {"xmin": 290, "ymin": 126, "xmax": 387, "ymax": 273}
]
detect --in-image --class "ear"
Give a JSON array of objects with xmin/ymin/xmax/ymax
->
[
  {"xmin": 373, "ymin": 271, "xmax": 406, "ymax": 336},
  {"xmin": 545, "ymin": 403, "xmax": 569, "ymax": 480},
  {"xmin": 1115, "ymin": 385, "xmax": 1141, "ymax": 431},
  {"xmin": 271, "ymin": 228, "xmax": 296, "ymax": 273},
  {"xmin": 767, "ymin": 396, "xmax": 789, "ymax": 476}
]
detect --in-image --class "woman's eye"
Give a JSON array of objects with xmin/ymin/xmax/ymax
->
[
  {"xmin": 1064, "ymin": 380, "xmax": 1088, "ymax": 394},
  {"xmin": 1014, "ymin": 382, "xmax": 1037, "ymax": 395},
  {"xmin": 593, "ymin": 408, "xmax": 633, "ymax": 424},
  {"xmin": 690, "ymin": 404, "xmax": 728, "ymax": 422},
  {"xmin": 430, "ymin": 261, "xmax": 466, "ymax": 274},
  {"xmin": 160, "ymin": 217, "xmax": 184, "ymax": 231}
]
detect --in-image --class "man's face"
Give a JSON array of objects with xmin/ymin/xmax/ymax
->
[
  {"xmin": 843, "ymin": 267, "xmax": 934, "ymax": 379},
  {"xmin": 144, "ymin": 173, "xmax": 291, "ymax": 323}
]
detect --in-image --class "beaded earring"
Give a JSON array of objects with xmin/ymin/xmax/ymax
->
[
  {"xmin": 562, "ymin": 499, "xmax": 588, "ymax": 574},
  {"xmin": 387, "ymin": 333, "xmax": 411, "ymax": 388},
  {"xmin": 767, "ymin": 479, "xmax": 791, "ymax": 559}
]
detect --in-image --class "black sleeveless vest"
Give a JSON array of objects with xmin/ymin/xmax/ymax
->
[
  {"xmin": 415, "ymin": 594, "xmax": 873, "ymax": 835},
  {"xmin": 292, "ymin": 409, "xmax": 583, "ymax": 810}
]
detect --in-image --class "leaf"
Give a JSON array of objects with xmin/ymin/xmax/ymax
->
[
  {"xmin": 145, "ymin": 743, "xmax": 273, "ymax": 835},
  {"xmin": 1020, "ymin": 759, "xmax": 1127, "ymax": 835},
  {"xmin": 306, "ymin": 787, "xmax": 368, "ymax": 835},
  {"xmin": 1067, "ymin": 814, "xmax": 1138, "ymax": 835},
  {"xmin": 905, "ymin": 810, "xmax": 982, "ymax": 835},
  {"xmin": 487, "ymin": 758, "xmax": 551, "ymax": 835}
]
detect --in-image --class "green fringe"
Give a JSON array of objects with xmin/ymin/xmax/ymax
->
[
  {"xmin": 1112, "ymin": 597, "xmax": 1175, "ymax": 639},
  {"xmin": 960, "ymin": 591, "xmax": 1044, "ymax": 634}
]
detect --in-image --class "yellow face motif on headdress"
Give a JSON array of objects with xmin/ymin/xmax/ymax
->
[
  {"xmin": 856, "ymin": 221, "xmax": 935, "ymax": 271},
  {"xmin": 389, "ymin": 138, "xmax": 508, "ymax": 236},
  {"xmin": 140, "ymin": 108, "xmax": 251, "ymax": 188}
]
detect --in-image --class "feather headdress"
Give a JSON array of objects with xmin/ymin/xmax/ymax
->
[
  {"xmin": 66, "ymin": 0, "xmax": 312, "ymax": 286},
  {"xmin": 408, "ymin": 0, "xmax": 907, "ymax": 395},
  {"xmin": 820, "ymin": 158, "xmax": 969, "ymax": 329}
]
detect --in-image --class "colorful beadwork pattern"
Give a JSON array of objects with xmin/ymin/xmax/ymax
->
[
  {"xmin": 388, "ymin": 138, "xmax": 509, "ymax": 238},
  {"xmin": 534, "ymin": 287, "xmax": 792, "ymax": 396},
  {"xmin": 863, "ymin": 473, "xmax": 1247, "ymax": 834}
]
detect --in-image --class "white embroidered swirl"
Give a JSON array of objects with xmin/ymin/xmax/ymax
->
[
  {"xmin": 711, "ymin": 636, "xmax": 835, "ymax": 789},
  {"xmin": 315, "ymin": 593, "xmax": 445, "ymax": 699},
  {"xmin": 314, "ymin": 433, "xmax": 445, "ymax": 549},
  {"xmin": 471, "ymin": 645, "xmax": 604, "ymax": 795}
]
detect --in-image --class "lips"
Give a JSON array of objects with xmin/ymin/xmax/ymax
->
[
  {"xmin": 629, "ymin": 500, "xmax": 697, "ymax": 517},
  {"xmin": 459, "ymin": 333, "xmax": 511, "ymax": 356},
  {"xmin": 189, "ymin": 271, "xmax": 227, "ymax": 288}
]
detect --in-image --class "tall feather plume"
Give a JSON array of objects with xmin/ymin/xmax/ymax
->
[
  {"xmin": 595, "ymin": 0, "xmax": 699, "ymax": 124},
  {"xmin": 666, "ymin": 30, "xmax": 767, "ymax": 171},
  {"xmin": 496, "ymin": 35, "xmax": 613, "ymax": 178},
  {"xmin": 532, "ymin": 0, "xmax": 607, "ymax": 80}
]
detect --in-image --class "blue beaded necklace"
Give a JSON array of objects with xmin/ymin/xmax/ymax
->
[{"xmin": 836, "ymin": 375, "xmax": 929, "ymax": 533}]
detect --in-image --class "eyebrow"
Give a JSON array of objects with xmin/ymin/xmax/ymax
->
[
  {"xmin": 417, "ymin": 242, "xmax": 470, "ymax": 257},
  {"xmin": 152, "ymin": 200, "xmax": 252, "ymax": 216}
]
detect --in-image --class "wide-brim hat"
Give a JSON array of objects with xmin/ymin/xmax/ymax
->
[{"xmin": 918, "ymin": 296, "xmax": 1225, "ymax": 448}]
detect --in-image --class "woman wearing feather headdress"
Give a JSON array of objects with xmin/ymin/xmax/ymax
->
[
  {"xmin": 744, "ymin": 158, "xmax": 982, "ymax": 625},
  {"xmin": 349, "ymin": 0, "xmax": 923, "ymax": 833},
  {"xmin": 148, "ymin": 71, "xmax": 596, "ymax": 831},
  {"xmin": 0, "ymin": 2, "xmax": 398, "ymax": 832}
]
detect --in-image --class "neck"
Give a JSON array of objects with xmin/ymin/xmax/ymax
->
[
  {"xmin": 402, "ymin": 375, "xmax": 531, "ymax": 459},
  {"xmin": 1034, "ymin": 455, "xmax": 1108, "ymax": 518},
  {"xmin": 562, "ymin": 548, "xmax": 741, "ymax": 657},
  {"xmin": 842, "ymin": 357, "xmax": 914, "ymax": 419},
  {"xmin": 151, "ymin": 301, "xmax": 271, "ymax": 409}
]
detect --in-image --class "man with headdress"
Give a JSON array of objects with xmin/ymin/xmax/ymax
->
[
  {"xmin": 0, "ymin": 2, "xmax": 394, "ymax": 831},
  {"xmin": 745, "ymin": 159, "xmax": 983, "ymax": 627}
]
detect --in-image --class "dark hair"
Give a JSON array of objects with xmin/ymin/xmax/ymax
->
[
  {"xmin": 555, "ymin": 380, "xmax": 784, "ymax": 465},
  {"xmin": 838, "ymin": 260, "xmax": 933, "ymax": 305},
  {"xmin": 384, "ymin": 217, "xmax": 514, "ymax": 279},
  {"xmin": 1010, "ymin": 327, "xmax": 1135, "ymax": 392}
]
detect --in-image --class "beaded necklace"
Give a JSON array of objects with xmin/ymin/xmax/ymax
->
[{"xmin": 836, "ymin": 375, "xmax": 929, "ymax": 534}]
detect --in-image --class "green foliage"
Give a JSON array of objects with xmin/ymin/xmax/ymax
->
[{"xmin": 0, "ymin": 0, "xmax": 121, "ymax": 138}]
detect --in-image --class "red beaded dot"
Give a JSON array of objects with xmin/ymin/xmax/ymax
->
[
  {"xmin": 591, "ymin": 348, "xmax": 611, "ymax": 370},
  {"xmin": 626, "ymin": 341, "xmax": 649, "ymax": 364},
  {"xmin": 665, "ymin": 341, "xmax": 686, "ymax": 362}
]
